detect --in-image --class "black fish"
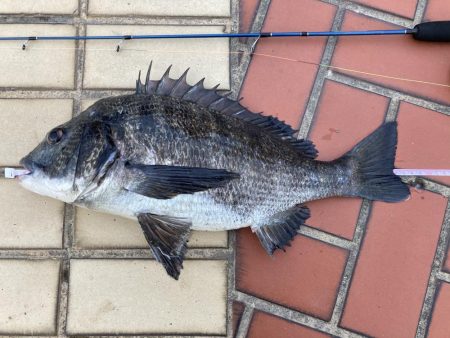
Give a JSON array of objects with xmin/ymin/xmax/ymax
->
[{"xmin": 19, "ymin": 63, "xmax": 410, "ymax": 279}]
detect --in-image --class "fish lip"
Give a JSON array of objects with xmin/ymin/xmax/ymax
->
[{"xmin": 18, "ymin": 157, "xmax": 34, "ymax": 176}]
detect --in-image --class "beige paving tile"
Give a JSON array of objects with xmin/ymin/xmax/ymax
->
[
  {"xmin": 67, "ymin": 259, "xmax": 227, "ymax": 334},
  {"xmin": 0, "ymin": 99, "xmax": 73, "ymax": 166},
  {"xmin": 81, "ymin": 99, "xmax": 99, "ymax": 112},
  {"xmin": 0, "ymin": 25, "xmax": 75, "ymax": 88},
  {"xmin": 0, "ymin": 260, "xmax": 60, "ymax": 334},
  {"xmin": 0, "ymin": 1, "xmax": 78, "ymax": 14},
  {"xmin": 74, "ymin": 207, "xmax": 227, "ymax": 248},
  {"xmin": 88, "ymin": 0, "xmax": 231, "ymax": 17},
  {"xmin": 0, "ymin": 180, "xmax": 64, "ymax": 248},
  {"xmin": 84, "ymin": 25, "xmax": 229, "ymax": 90}
]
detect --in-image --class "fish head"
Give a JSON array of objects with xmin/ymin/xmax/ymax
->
[{"xmin": 18, "ymin": 117, "xmax": 90, "ymax": 203}]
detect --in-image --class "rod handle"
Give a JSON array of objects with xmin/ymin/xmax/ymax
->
[{"xmin": 413, "ymin": 21, "xmax": 450, "ymax": 42}]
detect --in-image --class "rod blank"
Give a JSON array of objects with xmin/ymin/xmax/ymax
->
[
  {"xmin": 0, "ymin": 29, "xmax": 418, "ymax": 42},
  {"xmin": 0, "ymin": 21, "xmax": 448, "ymax": 43}
]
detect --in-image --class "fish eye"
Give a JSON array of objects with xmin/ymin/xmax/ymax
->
[{"xmin": 47, "ymin": 128, "xmax": 65, "ymax": 145}]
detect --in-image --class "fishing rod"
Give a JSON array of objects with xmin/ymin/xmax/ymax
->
[{"xmin": 1, "ymin": 21, "xmax": 450, "ymax": 43}]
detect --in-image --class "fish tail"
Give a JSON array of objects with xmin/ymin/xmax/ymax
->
[{"xmin": 345, "ymin": 122, "xmax": 410, "ymax": 202}]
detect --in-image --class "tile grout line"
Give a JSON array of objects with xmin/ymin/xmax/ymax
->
[
  {"xmin": 413, "ymin": 0, "xmax": 428, "ymax": 26},
  {"xmin": 436, "ymin": 271, "xmax": 450, "ymax": 283},
  {"xmin": 72, "ymin": 1, "xmax": 87, "ymax": 118},
  {"xmin": 329, "ymin": 199, "xmax": 372, "ymax": 331},
  {"xmin": 234, "ymin": 305, "xmax": 254, "ymax": 338},
  {"xmin": 226, "ymin": 1, "xmax": 240, "ymax": 336},
  {"xmin": 0, "ymin": 89, "xmax": 134, "ymax": 99},
  {"xmin": 402, "ymin": 177, "xmax": 450, "ymax": 198},
  {"xmin": 0, "ymin": 248, "xmax": 231, "ymax": 260},
  {"xmin": 0, "ymin": 14, "xmax": 232, "ymax": 26},
  {"xmin": 231, "ymin": 0, "xmax": 271, "ymax": 101},
  {"xmin": 232, "ymin": 291, "xmax": 366, "ymax": 338},
  {"xmin": 56, "ymin": 259, "xmax": 70, "ymax": 337},
  {"xmin": 320, "ymin": 0, "xmax": 414, "ymax": 28},
  {"xmin": 62, "ymin": 206, "xmax": 76, "ymax": 249},
  {"xmin": 299, "ymin": 225, "xmax": 355, "ymax": 250},
  {"xmin": 78, "ymin": 335, "xmax": 228, "ymax": 338},
  {"xmin": 229, "ymin": 0, "xmax": 241, "ymax": 100},
  {"xmin": 227, "ymin": 231, "xmax": 237, "ymax": 338},
  {"xmin": 415, "ymin": 200, "xmax": 450, "ymax": 338},
  {"xmin": 326, "ymin": 71, "xmax": 450, "ymax": 116},
  {"xmin": 297, "ymin": 4, "xmax": 345, "ymax": 139},
  {"xmin": 385, "ymin": 96, "xmax": 401, "ymax": 121},
  {"xmin": 56, "ymin": 204, "xmax": 75, "ymax": 336},
  {"xmin": 56, "ymin": 0, "xmax": 88, "ymax": 335}
]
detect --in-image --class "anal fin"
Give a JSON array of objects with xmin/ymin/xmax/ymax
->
[
  {"xmin": 254, "ymin": 205, "xmax": 310, "ymax": 255},
  {"xmin": 137, "ymin": 213, "xmax": 191, "ymax": 280}
]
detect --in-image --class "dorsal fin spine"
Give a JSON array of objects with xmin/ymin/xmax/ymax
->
[{"xmin": 134, "ymin": 63, "xmax": 318, "ymax": 159}]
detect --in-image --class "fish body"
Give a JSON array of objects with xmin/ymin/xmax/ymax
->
[
  {"xmin": 69, "ymin": 94, "xmax": 348, "ymax": 230},
  {"xmin": 19, "ymin": 64, "xmax": 410, "ymax": 279}
]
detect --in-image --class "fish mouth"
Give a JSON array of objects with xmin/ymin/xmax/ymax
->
[{"xmin": 18, "ymin": 157, "xmax": 34, "ymax": 177}]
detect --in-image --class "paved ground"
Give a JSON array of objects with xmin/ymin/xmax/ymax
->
[{"xmin": 0, "ymin": 1, "xmax": 449, "ymax": 337}]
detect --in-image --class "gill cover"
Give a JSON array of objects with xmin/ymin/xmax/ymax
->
[{"xmin": 74, "ymin": 121, "xmax": 118, "ymax": 193}]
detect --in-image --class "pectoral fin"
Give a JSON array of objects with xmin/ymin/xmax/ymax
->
[
  {"xmin": 125, "ymin": 163, "xmax": 239, "ymax": 199},
  {"xmin": 137, "ymin": 213, "xmax": 191, "ymax": 280},
  {"xmin": 254, "ymin": 205, "xmax": 310, "ymax": 255}
]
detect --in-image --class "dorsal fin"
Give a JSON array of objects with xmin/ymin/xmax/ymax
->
[{"xmin": 135, "ymin": 63, "xmax": 318, "ymax": 159}]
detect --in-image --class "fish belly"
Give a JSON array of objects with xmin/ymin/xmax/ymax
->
[{"xmin": 82, "ymin": 189, "xmax": 249, "ymax": 231}]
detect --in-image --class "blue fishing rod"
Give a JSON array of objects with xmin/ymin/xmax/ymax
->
[{"xmin": 1, "ymin": 21, "xmax": 450, "ymax": 42}]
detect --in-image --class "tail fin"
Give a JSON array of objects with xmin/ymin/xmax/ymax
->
[{"xmin": 346, "ymin": 122, "xmax": 410, "ymax": 202}]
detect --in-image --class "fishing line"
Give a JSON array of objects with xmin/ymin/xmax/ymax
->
[{"xmin": 2, "ymin": 45, "xmax": 449, "ymax": 88}]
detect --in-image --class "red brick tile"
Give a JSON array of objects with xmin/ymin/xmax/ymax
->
[
  {"xmin": 424, "ymin": 0, "xmax": 450, "ymax": 20},
  {"xmin": 248, "ymin": 311, "xmax": 331, "ymax": 338},
  {"xmin": 351, "ymin": 0, "xmax": 417, "ymax": 18},
  {"xmin": 307, "ymin": 199, "xmax": 361, "ymax": 240},
  {"xmin": 310, "ymin": 81, "xmax": 388, "ymax": 161},
  {"xmin": 240, "ymin": 0, "xmax": 336, "ymax": 128},
  {"xmin": 341, "ymin": 190, "xmax": 447, "ymax": 337},
  {"xmin": 232, "ymin": 301, "xmax": 245, "ymax": 335},
  {"xmin": 239, "ymin": 0, "xmax": 260, "ymax": 33},
  {"xmin": 427, "ymin": 282, "xmax": 450, "ymax": 338},
  {"xmin": 237, "ymin": 229, "xmax": 348, "ymax": 320},
  {"xmin": 332, "ymin": 12, "xmax": 450, "ymax": 105},
  {"xmin": 307, "ymin": 81, "xmax": 388, "ymax": 239},
  {"xmin": 396, "ymin": 102, "xmax": 450, "ymax": 186}
]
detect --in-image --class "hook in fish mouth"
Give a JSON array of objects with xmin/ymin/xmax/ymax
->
[
  {"xmin": 4, "ymin": 167, "xmax": 31, "ymax": 178},
  {"xmin": 19, "ymin": 156, "xmax": 37, "ymax": 173}
]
